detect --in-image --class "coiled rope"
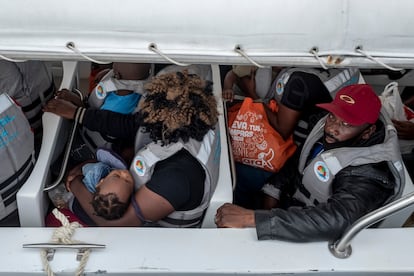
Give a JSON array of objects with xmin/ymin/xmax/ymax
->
[{"xmin": 41, "ymin": 208, "xmax": 90, "ymax": 276}]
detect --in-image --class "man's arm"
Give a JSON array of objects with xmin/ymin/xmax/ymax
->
[
  {"xmin": 222, "ymin": 70, "xmax": 239, "ymax": 101},
  {"xmin": 255, "ymin": 169, "xmax": 393, "ymax": 242},
  {"xmin": 217, "ymin": 166, "xmax": 393, "ymax": 242},
  {"xmin": 44, "ymin": 99, "xmax": 140, "ymax": 140}
]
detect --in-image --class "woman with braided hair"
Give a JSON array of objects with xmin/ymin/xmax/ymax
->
[{"xmin": 44, "ymin": 70, "xmax": 220, "ymax": 227}]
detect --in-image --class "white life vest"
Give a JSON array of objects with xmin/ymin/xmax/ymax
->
[
  {"xmin": 294, "ymin": 111, "xmax": 404, "ymax": 206},
  {"xmin": 81, "ymin": 66, "xmax": 154, "ymax": 152},
  {"xmin": 270, "ymin": 67, "xmax": 361, "ymax": 102},
  {"xmin": 0, "ymin": 94, "xmax": 35, "ymax": 220},
  {"xmin": 0, "ymin": 61, "xmax": 54, "ymax": 136},
  {"xmin": 267, "ymin": 67, "xmax": 361, "ymax": 145},
  {"xmin": 130, "ymin": 126, "xmax": 221, "ymax": 227}
]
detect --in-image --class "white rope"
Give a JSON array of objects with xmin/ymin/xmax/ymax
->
[
  {"xmin": 234, "ymin": 45, "xmax": 266, "ymax": 68},
  {"xmin": 41, "ymin": 208, "xmax": 90, "ymax": 276},
  {"xmin": 148, "ymin": 43, "xmax": 190, "ymax": 66},
  {"xmin": 310, "ymin": 47, "xmax": 328, "ymax": 70},
  {"xmin": 355, "ymin": 46, "xmax": 404, "ymax": 72},
  {"xmin": 0, "ymin": 54, "xmax": 27, "ymax": 62},
  {"xmin": 66, "ymin": 42, "xmax": 111, "ymax": 65}
]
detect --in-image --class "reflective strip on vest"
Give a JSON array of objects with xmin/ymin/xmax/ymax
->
[
  {"xmin": 0, "ymin": 93, "xmax": 35, "ymax": 220},
  {"xmin": 130, "ymin": 127, "xmax": 221, "ymax": 227},
  {"xmin": 295, "ymin": 111, "xmax": 404, "ymax": 207}
]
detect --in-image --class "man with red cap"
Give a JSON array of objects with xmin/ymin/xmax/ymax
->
[{"xmin": 215, "ymin": 84, "xmax": 405, "ymax": 242}]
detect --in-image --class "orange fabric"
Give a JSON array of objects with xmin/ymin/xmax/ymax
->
[{"xmin": 228, "ymin": 97, "xmax": 296, "ymax": 172}]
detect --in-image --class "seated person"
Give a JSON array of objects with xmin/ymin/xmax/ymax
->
[
  {"xmin": 215, "ymin": 84, "xmax": 404, "ymax": 242},
  {"xmin": 68, "ymin": 148, "xmax": 134, "ymax": 220},
  {"xmin": 229, "ymin": 67, "xmax": 361, "ymax": 208},
  {"xmin": 59, "ymin": 62, "xmax": 152, "ymax": 114},
  {"xmin": 55, "ymin": 62, "xmax": 153, "ymax": 164},
  {"xmin": 0, "ymin": 60, "xmax": 55, "ymax": 149},
  {"xmin": 44, "ymin": 70, "xmax": 220, "ymax": 227},
  {"xmin": 222, "ymin": 65, "xmax": 281, "ymax": 101},
  {"xmin": 49, "ymin": 148, "xmax": 134, "ymax": 220}
]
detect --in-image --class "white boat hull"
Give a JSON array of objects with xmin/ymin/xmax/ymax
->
[{"xmin": 0, "ymin": 0, "xmax": 414, "ymax": 274}]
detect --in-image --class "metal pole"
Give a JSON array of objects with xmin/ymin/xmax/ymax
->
[{"xmin": 329, "ymin": 191, "xmax": 414, "ymax": 258}]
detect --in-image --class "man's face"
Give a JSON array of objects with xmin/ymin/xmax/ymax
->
[{"xmin": 324, "ymin": 113, "xmax": 371, "ymax": 144}]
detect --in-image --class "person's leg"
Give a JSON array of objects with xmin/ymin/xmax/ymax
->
[{"xmin": 233, "ymin": 163, "xmax": 272, "ymax": 209}]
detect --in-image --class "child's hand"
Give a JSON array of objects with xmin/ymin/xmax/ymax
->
[
  {"xmin": 222, "ymin": 88, "xmax": 235, "ymax": 102},
  {"xmin": 43, "ymin": 98, "xmax": 77, "ymax": 120},
  {"xmin": 65, "ymin": 163, "xmax": 84, "ymax": 192}
]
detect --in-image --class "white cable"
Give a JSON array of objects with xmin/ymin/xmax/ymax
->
[
  {"xmin": 148, "ymin": 43, "xmax": 190, "ymax": 66},
  {"xmin": 310, "ymin": 47, "xmax": 328, "ymax": 70},
  {"xmin": 234, "ymin": 45, "xmax": 266, "ymax": 68},
  {"xmin": 355, "ymin": 46, "xmax": 403, "ymax": 72},
  {"xmin": 66, "ymin": 42, "xmax": 111, "ymax": 65},
  {"xmin": 0, "ymin": 54, "xmax": 27, "ymax": 62}
]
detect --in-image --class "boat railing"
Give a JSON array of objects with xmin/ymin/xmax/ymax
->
[{"xmin": 329, "ymin": 190, "xmax": 414, "ymax": 258}]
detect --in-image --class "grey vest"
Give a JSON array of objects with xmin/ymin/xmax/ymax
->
[
  {"xmin": 81, "ymin": 67, "xmax": 153, "ymax": 152},
  {"xmin": 270, "ymin": 67, "xmax": 361, "ymax": 102},
  {"xmin": 0, "ymin": 61, "xmax": 54, "ymax": 135},
  {"xmin": 268, "ymin": 67, "xmax": 361, "ymax": 145},
  {"xmin": 294, "ymin": 111, "xmax": 404, "ymax": 206},
  {"xmin": 130, "ymin": 126, "xmax": 221, "ymax": 227},
  {"xmin": 0, "ymin": 94, "xmax": 35, "ymax": 220}
]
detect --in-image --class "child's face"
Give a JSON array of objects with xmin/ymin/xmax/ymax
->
[{"xmin": 96, "ymin": 169, "xmax": 134, "ymax": 203}]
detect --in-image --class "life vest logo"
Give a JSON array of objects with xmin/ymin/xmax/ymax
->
[
  {"xmin": 275, "ymin": 72, "xmax": 290, "ymax": 95},
  {"xmin": 276, "ymin": 79, "xmax": 284, "ymax": 95},
  {"xmin": 314, "ymin": 161, "xmax": 329, "ymax": 182},
  {"xmin": 133, "ymin": 156, "xmax": 146, "ymax": 176},
  {"xmin": 95, "ymin": 83, "xmax": 107, "ymax": 99}
]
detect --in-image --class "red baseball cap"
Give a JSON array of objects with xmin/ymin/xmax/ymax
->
[{"xmin": 316, "ymin": 84, "xmax": 381, "ymax": 126}]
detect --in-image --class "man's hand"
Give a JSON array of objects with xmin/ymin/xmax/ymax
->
[
  {"xmin": 43, "ymin": 98, "xmax": 77, "ymax": 120},
  {"xmin": 215, "ymin": 203, "xmax": 256, "ymax": 228},
  {"xmin": 392, "ymin": 119, "xmax": 414, "ymax": 140},
  {"xmin": 55, "ymin": 89, "xmax": 83, "ymax": 106}
]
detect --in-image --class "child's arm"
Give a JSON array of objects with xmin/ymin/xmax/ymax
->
[
  {"xmin": 65, "ymin": 160, "xmax": 95, "ymax": 192},
  {"xmin": 237, "ymin": 68, "xmax": 260, "ymax": 100},
  {"xmin": 222, "ymin": 70, "xmax": 239, "ymax": 101}
]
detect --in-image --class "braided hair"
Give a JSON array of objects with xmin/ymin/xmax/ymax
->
[
  {"xmin": 91, "ymin": 188, "xmax": 129, "ymax": 220},
  {"xmin": 138, "ymin": 70, "xmax": 218, "ymax": 144}
]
